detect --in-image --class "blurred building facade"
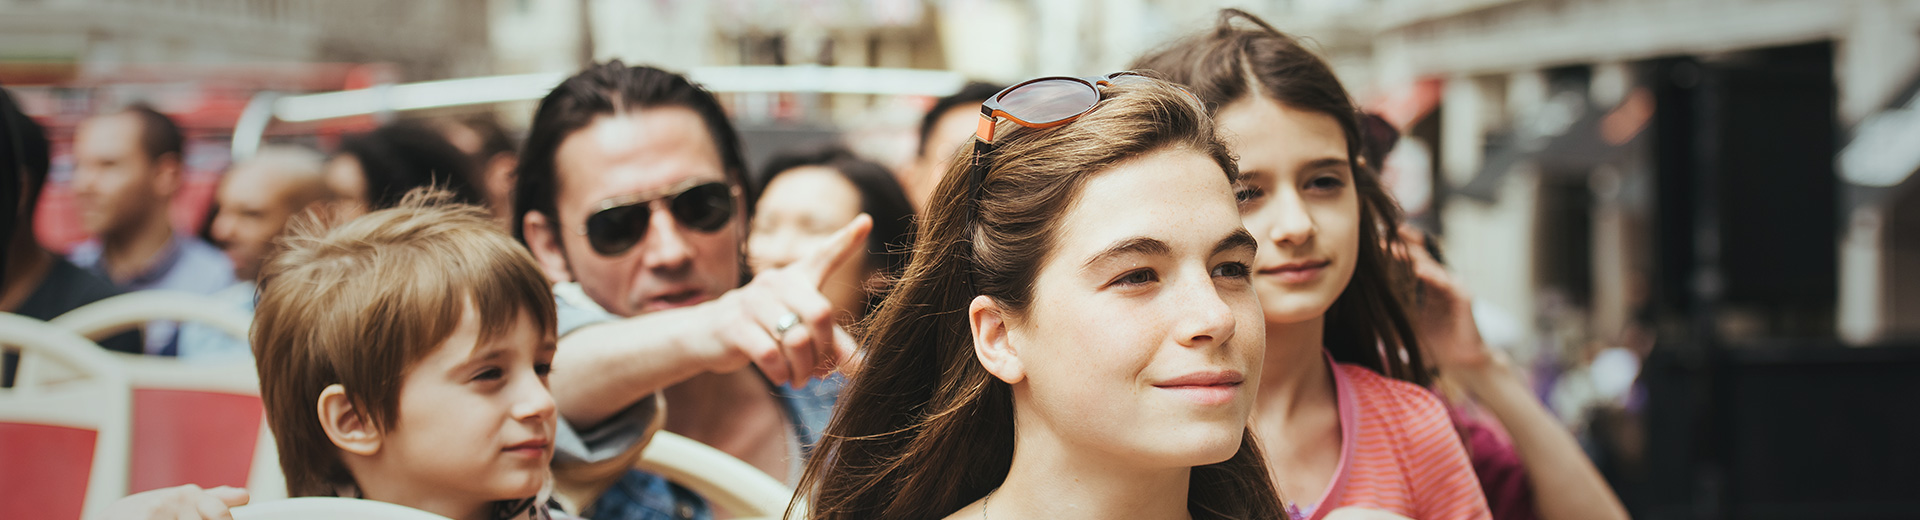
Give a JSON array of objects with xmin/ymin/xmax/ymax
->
[
  {"xmin": 0, "ymin": 0, "xmax": 490, "ymax": 82},
  {"xmin": 1351, "ymin": 0, "xmax": 1920, "ymax": 351}
]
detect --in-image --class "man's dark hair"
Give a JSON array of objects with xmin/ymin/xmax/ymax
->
[
  {"xmin": 118, "ymin": 103, "xmax": 185, "ymax": 163},
  {"xmin": 513, "ymin": 61, "xmax": 749, "ymax": 245},
  {"xmin": 915, "ymin": 81, "xmax": 1004, "ymax": 159},
  {"xmin": 750, "ymin": 143, "xmax": 916, "ymax": 312},
  {"xmin": 336, "ymin": 121, "xmax": 485, "ymax": 211}
]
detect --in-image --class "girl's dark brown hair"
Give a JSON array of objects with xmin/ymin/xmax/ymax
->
[
  {"xmin": 1133, "ymin": 8, "xmax": 1430, "ymax": 387},
  {"xmin": 791, "ymin": 78, "xmax": 1285, "ymax": 519}
]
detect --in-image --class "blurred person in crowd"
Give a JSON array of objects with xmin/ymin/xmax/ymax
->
[
  {"xmin": 514, "ymin": 61, "xmax": 868, "ymax": 520},
  {"xmin": 174, "ymin": 145, "xmax": 329, "ymax": 362},
  {"xmin": 747, "ymin": 143, "xmax": 914, "ymax": 323},
  {"xmin": 744, "ymin": 144, "xmax": 913, "ymax": 432},
  {"xmin": 211, "ymin": 146, "xmax": 329, "ymax": 283},
  {"xmin": 1139, "ymin": 9, "xmax": 1624, "ymax": 520},
  {"xmin": 796, "ymin": 74, "xmax": 1286, "ymax": 520},
  {"xmin": 437, "ymin": 115, "xmax": 521, "ymax": 228},
  {"xmin": 326, "ymin": 120, "xmax": 486, "ymax": 220},
  {"xmin": 900, "ymin": 81, "xmax": 1003, "ymax": 212},
  {"xmin": 68, "ymin": 103, "xmax": 234, "ymax": 356},
  {"xmin": 0, "ymin": 86, "xmax": 140, "ymax": 386}
]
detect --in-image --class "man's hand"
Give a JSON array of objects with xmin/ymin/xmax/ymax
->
[
  {"xmin": 695, "ymin": 214, "xmax": 871, "ymax": 387},
  {"xmin": 98, "ymin": 484, "xmax": 249, "ymax": 520}
]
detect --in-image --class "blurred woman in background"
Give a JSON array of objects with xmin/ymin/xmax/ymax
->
[
  {"xmin": 326, "ymin": 121, "xmax": 487, "ymax": 219},
  {"xmin": 747, "ymin": 144, "xmax": 914, "ymax": 324}
]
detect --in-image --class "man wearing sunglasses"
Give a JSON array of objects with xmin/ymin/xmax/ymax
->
[{"xmin": 514, "ymin": 62, "xmax": 867, "ymax": 520}]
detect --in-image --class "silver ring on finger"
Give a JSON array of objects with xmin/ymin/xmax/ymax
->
[{"xmin": 773, "ymin": 312, "xmax": 802, "ymax": 337}]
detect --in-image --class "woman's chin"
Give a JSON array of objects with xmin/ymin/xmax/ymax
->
[
  {"xmin": 1140, "ymin": 426, "xmax": 1246, "ymax": 468},
  {"xmin": 1259, "ymin": 298, "xmax": 1339, "ymax": 328}
]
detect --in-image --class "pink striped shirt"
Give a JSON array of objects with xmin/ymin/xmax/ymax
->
[{"xmin": 1304, "ymin": 361, "xmax": 1492, "ymax": 520}]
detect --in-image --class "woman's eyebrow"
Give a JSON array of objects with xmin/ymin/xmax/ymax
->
[
  {"xmin": 1300, "ymin": 157, "xmax": 1348, "ymax": 173},
  {"xmin": 1214, "ymin": 229, "xmax": 1258, "ymax": 256},
  {"xmin": 1082, "ymin": 236, "xmax": 1172, "ymax": 271}
]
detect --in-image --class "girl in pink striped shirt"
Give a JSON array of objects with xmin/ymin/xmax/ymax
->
[{"xmin": 1138, "ymin": 9, "xmax": 1493, "ymax": 520}]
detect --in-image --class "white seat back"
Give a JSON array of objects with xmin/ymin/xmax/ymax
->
[
  {"xmin": 228, "ymin": 497, "xmax": 454, "ymax": 519},
  {"xmin": 49, "ymin": 289, "xmax": 252, "ymax": 344},
  {"xmin": 0, "ymin": 313, "xmax": 132, "ymax": 519},
  {"xmin": 49, "ymin": 291, "xmax": 283, "ymax": 500},
  {"xmin": 635, "ymin": 431, "xmax": 798, "ymax": 519}
]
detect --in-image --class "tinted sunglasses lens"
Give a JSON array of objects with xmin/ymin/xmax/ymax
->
[
  {"xmin": 585, "ymin": 203, "xmax": 649, "ymax": 255},
  {"xmin": 997, "ymin": 79, "xmax": 1099, "ymax": 124},
  {"xmin": 671, "ymin": 182, "xmax": 734, "ymax": 232}
]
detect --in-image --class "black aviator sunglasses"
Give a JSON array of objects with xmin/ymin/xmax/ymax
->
[{"xmin": 575, "ymin": 180, "xmax": 738, "ymax": 256}]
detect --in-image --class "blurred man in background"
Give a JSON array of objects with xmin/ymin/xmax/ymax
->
[
  {"xmin": 0, "ymin": 86, "xmax": 141, "ymax": 385},
  {"xmin": 67, "ymin": 103, "xmax": 234, "ymax": 356},
  {"xmin": 899, "ymin": 81, "xmax": 1001, "ymax": 212},
  {"xmin": 175, "ymin": 145, "xmax": 329, "ymax": 362}
]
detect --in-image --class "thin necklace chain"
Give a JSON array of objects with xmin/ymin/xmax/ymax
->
[{"xmin": 982, "ymin": 487, "xmax": 997, "ymax": 520}]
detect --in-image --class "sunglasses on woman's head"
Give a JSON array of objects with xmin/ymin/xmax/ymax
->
[
  {"xmin": 576, "ymin": 180, "xmax": 737, "ymax": 256},
  {"xmin": 973, "ymin": 71, "xmax": 1154, "ymax": 145},
  {"xmin": 968, "ymin": 72, "xmax": 1190, "ymax": 201}
]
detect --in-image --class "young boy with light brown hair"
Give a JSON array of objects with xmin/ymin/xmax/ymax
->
[
  {"xmin": 247, "ymin": 191, "xmax": 564, "ymax": 519},
  {"xmin": 107, "ymin": 191, "xmax": 668, "ymax": 519}
]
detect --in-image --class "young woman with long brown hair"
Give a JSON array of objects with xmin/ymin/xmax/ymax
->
[
  {"xmin": 791, "ymin": 76, "xmax": 1286, "ymax": 519},
  {"xmin": 1135, "ymin": 9, "xmax": 1494, "ymax": 520},
  {"xmin": 1139, "ymin": 8, "xmax": 1627, "ymax": 520}
]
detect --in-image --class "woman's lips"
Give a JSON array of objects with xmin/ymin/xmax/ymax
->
[
  {"xmin": 1258, "ymin": 259, "xmax": 1330, "ymax": 284},
  {"xmin": 1153, "ymin": 371, "xmax": 1246, "ymax": 406}
]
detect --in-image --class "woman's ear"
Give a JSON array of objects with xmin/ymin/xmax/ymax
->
[
  {"xmin": 317, "ymin": 384, "xmax": 382, "ymax": 457},
  {"xmin": 969, "ymin": 295, "xmax": 1025, "ymax": 384}
]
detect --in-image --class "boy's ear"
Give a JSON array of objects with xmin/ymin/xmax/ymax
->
[
  {"xmin": 522, "ymin": 211, "xmax": 574, "ymax": 284},
  {"xmin": 317, "ymin": 384, "xmax": 382, "ymax": 456},
  {"xmin": 969, "ymin": 295, "xmax": 1024, "ymax": 384}
]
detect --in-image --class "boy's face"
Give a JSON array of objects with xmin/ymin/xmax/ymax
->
[{"xmin": 379, "ymin": 305, "xmax": 558, "ymax": 504}]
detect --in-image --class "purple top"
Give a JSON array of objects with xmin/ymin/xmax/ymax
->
[{"xmin": 1451, "ymin": 406, "xmax": 1539, "ymax": 520}]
